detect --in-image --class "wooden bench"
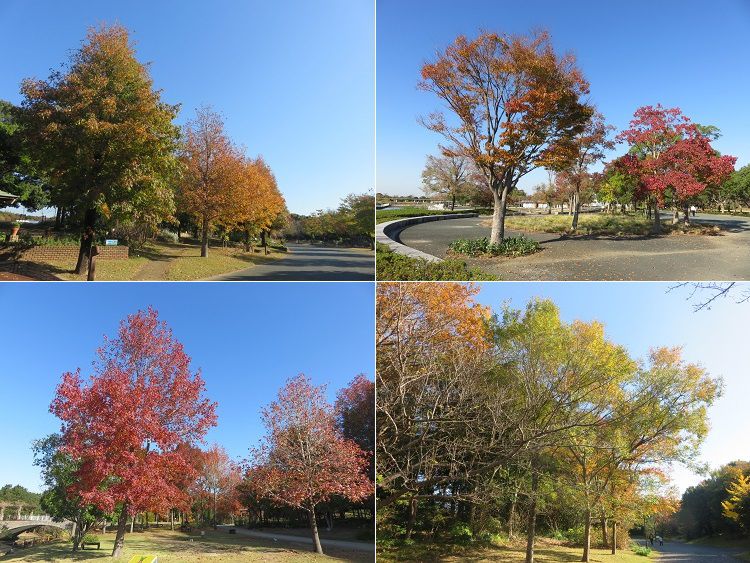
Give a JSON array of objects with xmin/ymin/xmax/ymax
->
[{"xmin": 82, "ymin": 541, "xmax": 100, "ymax": 550}]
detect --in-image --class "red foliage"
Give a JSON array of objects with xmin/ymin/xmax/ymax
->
[
  {"xmin": 245, "ymin": 374, "xmax": 372, "ymax": 512},
  {"xmin": 617, "ymin": 105, "xmax": 736, "ymax": 203},
  {"xmin": 49, "ymin": 308, "xmax": 217, "ymax": 516}
]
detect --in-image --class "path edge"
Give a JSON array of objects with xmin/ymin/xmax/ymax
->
[{"xmin": 376, "ymin": 213, "xmax": 479, "ymax": 262}]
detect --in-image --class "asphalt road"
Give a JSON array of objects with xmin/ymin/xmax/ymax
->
[
  {"xmin": 649, "ymin": 540, "xmax": 745, "ymax": 561},
  {"xmin": 216, "ymin": 525, "xmax": 375, "ymax": 554},
  {"xmin": 396, "ymin": 212, "xmax": 750, "ymax": 281},
  {"xmin": 209, "ymin": 243, "xmax": 374, "ymax": 281}
]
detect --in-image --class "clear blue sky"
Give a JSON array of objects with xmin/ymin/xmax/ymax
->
[
  {"xmin": 0, "ymin": 0, "xmax": 374, "ymax": 215},
  {"xmin": 377, "ymin": 0, "xmax": 750, "ymax": 196},
  {"xmin": 0, "ymin": 282, "xmax": 375, "ymax": 493},
  {"xmin": 472, "ymin": 281, "xmax": 750, "ymax": 493}
]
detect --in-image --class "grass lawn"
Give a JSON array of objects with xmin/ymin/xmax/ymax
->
[
  {"xmin": 376, "ymin": 207, "xmax": 490, "ymax": 224},
  {"xmin": 377, "ymin": 537, "xmax": 653, "ymax": 562},
  {"xmin": 501, "ymin": 213, "xmax": 723, "ymax": 237},
  {"xmin": 1, "ymin": 528, "xmax": 368, "ymax": 562},
  {"xmin": 10, "ymin": 240, "xmax": 284, "ymax": 281}
]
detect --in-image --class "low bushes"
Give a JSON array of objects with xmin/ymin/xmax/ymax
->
[
  {"xmin": 632, "ymin": 544, "xmax": 652, "ymax": 556},
  {"xmin": 376, "ymin": 243, "xmax": 496, "ymax": 281},
  {"xmin": 448, "ymin": 235, "xmax": 540, "ymax": 257}
]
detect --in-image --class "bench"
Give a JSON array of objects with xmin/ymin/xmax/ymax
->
[{"xmin": 82, "ymin": 541, "xmax": 100, "ymax": 550}]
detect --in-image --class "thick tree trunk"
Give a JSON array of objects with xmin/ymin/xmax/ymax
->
[
  {"xmin": 307, "ymin": 507, "xmax": 323, "ymax": 554},
  {"xmin": 490, "ymin": 183, "xmax": 509, "ymax": 244},
  {"xmin": 683, "ymin": 204, "xmax": 691, "ymax": 224},
  {"xmin": 74, "ymin": 232, "xmax": 89, "ymax": 274},
  {"xmin": 201, "ymin": 216, "xmax": 209, "ymax": 257},
  {"xmin": 112, "ymin": 505, "xmax": 128, "ymax": 557},
  {"xmin": 525, "ymin": 469, "xmax": 539, "ymax": 563},
  {"xmin": 581, "ymin": 509, "xmax": 592, "ymax": 562},
  {"xmin": 451, "ymin": 194, "xmax": 456, "ymax": 211},
  {"xmin": 261, "ymin": 230, "xmax": 269, "ymax": 255},
  {"xmin": 170, "ymin": 509, "xmax": 174, "ymax": 531},
  {"xmin": 601, "ymin": 514, "xmax": 609, "ymax": 548}
]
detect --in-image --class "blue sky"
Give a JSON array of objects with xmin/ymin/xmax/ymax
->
[
  {"xmin": 0, "ymin": 282, "xmax": 375, "ymax": 492},
  {"xmin": 377, "ymin": 0, "xmax": 750, "ymax": 196},
  {"xmin": 472, "ymin": 281, "xmax": 750, "ymax": 493},
  {"xmin": 0, "ymin": 0, "xmax": 374, "ymax": 215}
]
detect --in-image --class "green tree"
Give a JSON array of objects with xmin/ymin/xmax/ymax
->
[
  {"xmin": 20, "ymin": 24, "xmax": 181, "ymax": 279},
  {"xmin": 32, "ymin": 434, "xmax": 105, "ymax": 551}
]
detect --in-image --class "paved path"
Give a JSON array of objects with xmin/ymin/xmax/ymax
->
[
  {"xmin": 649, "ymin": 540, "xmax": 745, "ymax": 561},
  {"xmin": 209, "ymin": 243, "xmax": 374, "ymax": 281},
  {"xmin": 216, "ymin": 525, "xmax": 375, "ymax": 553},
  {"xmin": 396, "ymin": 212, "xmax": 750, "ymax": 280}
]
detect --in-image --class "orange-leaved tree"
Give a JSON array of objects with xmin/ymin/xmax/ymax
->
[
  {"xmin": 179, "ymin": 106, "xmax": 244, "ymax": 257},
  {"xmin": 419, "ymin": 30, "xmax": 592, "ymax": 243}
]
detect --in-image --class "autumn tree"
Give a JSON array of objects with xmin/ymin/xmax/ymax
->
[
  {"xmin": 195, "ymin": 445, "xmax": 242, "ymax": 525},
  {"xmin": 49, "ymin": 308, "xmax": 217, "ymax": 557},
  {"xmin": 20, "ymin": 24, "xmax": 180, "ymax": 279},
  {"xmin": 245, "ymin": 374, "xmax": 371, "ymax": 554},
  {"xmin": 179, "ymin": 106, "xmax": 244, "ymax": 257},
  {"xmin": 419, "ymin": 30, "xmax": 592, "ymax": 243},
  {"xmin": 421, "ymin": 154, "xmax": 473, "ymax": 210},
  {"xmin": 616, "ymin": 105, "xmax": 736, "ymax": 232},
  {"xmin": 555, "ymin": 111, "xmax": 614, "ymax": 230}
]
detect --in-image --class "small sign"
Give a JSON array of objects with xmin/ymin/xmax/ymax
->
[{"xmin": 105, "ymin": 239, "xmax": 118, "ymax": 246}]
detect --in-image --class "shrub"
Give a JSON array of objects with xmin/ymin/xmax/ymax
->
[
  {"xmin": 448, "ymin": 235, "xmax": 540, "ymax": 257},
  {"xmin": 376, "ymin": 244, "xmax": 497, "ymax": 281},
  {"xmin": 560, "ymin": 525, "xmax": 586, "ymax": 545},
  {"xmin": 448, "ymin": 523, "xmax": 473, "ymax": 543},
  {"xmin": 81, "ymin": 534, "xmax": 100, "ymax": 544},
  {"xmin": 157, "ymin": 229, "xmax": 179, "ymax": 243},
  {"xmin": 632, "ymin": 544, "xmax": 652, "ymax": 556}
]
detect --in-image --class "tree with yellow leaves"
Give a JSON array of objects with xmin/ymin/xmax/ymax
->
[{"xmin": 722, "ymin": 473, "xmax": 750, "ymax": 531}]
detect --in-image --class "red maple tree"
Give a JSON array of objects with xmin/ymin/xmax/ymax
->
[
  {"xmin": 50, "ymin": 307, "xmax": 217, "ymax": 557},
  {"xmin": 617, "ymin": 104, "xmax": 736, "ymax": 232},
  {"xmin": 245, "ymin": 374, "xmax": 371, "ymax": 554}
]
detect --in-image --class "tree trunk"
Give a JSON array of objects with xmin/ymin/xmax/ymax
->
[
  {"xmin": 489, "ymin": 182, "xmax": 509, "ymax": 244},
  {"xmin": 683, "ymin": 204, "xmax": 691, "ymax": 225},
  {"xmin": 112, "ymin": 504, "xmax": 128, "ymax": 557},
  {"xmin": 130, "ymin": 516, "xmax": 134, "ymax": 533},
  {"xmin": 451, "ymin": 194, "xmax": 456, "ymax": 211},
  {"xmin": 571, "ymin": 189, "xmax": 581, "ymax": 231},
  {"xmin": 170, "ymin": 509, "xmax": 175, "ymax": 531},
  {"xmin": 74, "ymin": 231, "xmax": 90, "ymax": 274},
  {"xmin": 601, "ymin": 514, "xmax": 609, "ymax": 548},
  {"xmin": 508, "ymin": 493, "xmax": 517, "ymax": 538},
  {"xmin": 524, "ymin": 468, "xmax": 539, "ymax": 563},
  {"xmin": 651, "ymin": 201, "xmax": 661, "ymax": 234},
  {"xmin": 307, "ymin": 507, "xmax": 323, "ymax": 554},
  {"xmin": 201, "ymin": 216, "xmax": 209, "ymax": 257},
  {"xmin": 611, "ymin": 520, "xmax": 617, "ymax": 555},
  {"xmin": 261, "ymin": 230, "xmax": 268, "ymax": 255},
  {"xmin": 581, "ymin": 509, "xmax": 592, "ymax": 562},
  {"xmin": 405, "ymin": 497, "xmax": 418, "ymax": 539}
]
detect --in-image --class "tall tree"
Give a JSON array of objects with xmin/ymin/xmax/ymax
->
[
  {"xmin": 178, "ymin": 106, "xmax": 243, "ymax": 257},
  {"xmin": 20, "ymin": 24, "xmax": 180, "ymax": 278},
  {"xmin": 195, "ymin": 445, "xmax": 242, "ymax": 526},
  {"xmin": 49, "ymin": 308, "xmax": 217, "ymax": 557},
  {"xmin": 246, "ymin": 374, "xmax": 371, "ymax": 554},
  {"xmin": 419, "ymin": 30, "xmax": 591, "ymax": 243},
  {"xmin": 421, "ymin": 154, "xmax": 472, "ymax": 210}
]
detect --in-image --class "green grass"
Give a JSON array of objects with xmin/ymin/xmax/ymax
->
[
  {"xmin": 51, "ymin": 257, "xmax": 150, "ymax": 281},
  {"xmin": 376, "ymin": 207, "xmax": 490, "ymax": 224},
  {"xmin": 376, "ymin": 243, "xmax": 497, "ymax": 281},
  {"xmin": 377, "ymin": 537, "xmax": 652, "ymax": 562},
  {"xmin": 164, "ymin": 248, "xmax": 279, "ymax": 281},
  {"xmin": 502, "ymin": 213, "xmax": 724, "ymax": 236},
  {"xmin": 1, "ymin": 528, "xmax": 367, "ymax": 562}
]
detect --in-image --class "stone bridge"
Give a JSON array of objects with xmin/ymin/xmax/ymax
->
[{"xmin": 0, "ymin": 516, "xmax": 73, "ymax": 540}]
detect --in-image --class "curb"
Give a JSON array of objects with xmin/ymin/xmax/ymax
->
[{"xmin": 376, "ymin": 213, "xmax": 479, "ymax": 262}]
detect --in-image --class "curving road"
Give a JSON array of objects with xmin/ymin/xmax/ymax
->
[
  {"xmin": 396, "ymin": 212, "xmax": 750, "ymax": 281},
  {"xmin": 650, "ymin": 540, "xmax": 745, "ymax": 561},
  {"xmin": 208, "ymin": 243, "xmax": 374, "ymax": 281}
]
